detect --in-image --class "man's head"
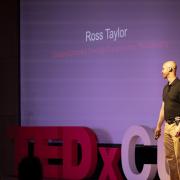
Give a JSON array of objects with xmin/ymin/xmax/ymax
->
[{"xmin": 162, "ymin": 60, "xmax": 177, "ymax": 79}]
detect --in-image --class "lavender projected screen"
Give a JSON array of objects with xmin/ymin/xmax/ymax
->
[{"xmin": 21, "ymin": 0, "xmax": 180, "ymax": 143}]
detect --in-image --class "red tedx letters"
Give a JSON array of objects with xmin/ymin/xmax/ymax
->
[{"xmin": 7, "ymin": 126, "xmax": 122, "ymax": 179}]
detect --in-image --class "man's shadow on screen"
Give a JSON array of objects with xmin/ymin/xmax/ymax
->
[{"xmin": 18, "ymin": 142, "xmax": 43, "ymax": 180}]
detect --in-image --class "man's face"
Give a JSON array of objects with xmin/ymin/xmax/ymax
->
[{"xmin": 162, "ymin": 64, "xmax": 169, "ymax": 79}]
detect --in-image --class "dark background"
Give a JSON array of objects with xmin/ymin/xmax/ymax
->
[{"xmin": 0, "ymin": 0, "xmax": 19, "ymax": 177}]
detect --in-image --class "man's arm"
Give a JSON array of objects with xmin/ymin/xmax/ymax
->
[{"xmin": 154, "ymin": 102, "xmax": 165, "ymax": 140}]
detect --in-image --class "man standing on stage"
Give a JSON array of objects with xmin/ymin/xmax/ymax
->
[{"xmin": 154, "ymin": 60, "xmax": 180, "ymax": 180}]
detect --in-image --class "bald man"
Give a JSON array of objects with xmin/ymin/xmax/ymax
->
[{"xmin": 154, "ymin": 60, "xmax": 180, "ymax": 180}]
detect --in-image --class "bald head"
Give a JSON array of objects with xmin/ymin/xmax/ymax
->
[
  {"xmin": 162, "ymin": 60, "xmax": 177, "ymax": 80},
  {"xmin": 163, "ymin": 60, "xmax": 177, "ymax": 72}
]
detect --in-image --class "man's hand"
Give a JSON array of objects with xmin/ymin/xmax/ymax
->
[
  {"xmin": 175, "ymin": 124, "xmax": 180, "ymax": 137},
  {"xmin": 175, "ymin": 132, "xmax": 180, "ymax": 137},
  {"xmin": 154, "ymin": 127, "xmax": 161, "ymax": 140}
]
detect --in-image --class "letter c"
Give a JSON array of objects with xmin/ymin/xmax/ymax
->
[{"xmin": 121, "ymin": 125, "xmax": 157, "ymax": 180}]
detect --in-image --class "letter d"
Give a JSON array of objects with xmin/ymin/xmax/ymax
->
[{"xmin": 63, "ymin": 127, "xmax": 97, "ymax": 179}]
